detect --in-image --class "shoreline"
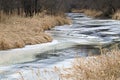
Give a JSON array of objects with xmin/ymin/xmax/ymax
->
[{"xmin": 72, "ymin": 9, "xmax": 120, "ymax": 20}]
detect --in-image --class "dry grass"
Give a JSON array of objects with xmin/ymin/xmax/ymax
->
[
  {"xmin": 17, "ymin": 67, "xmax": 62, "ymax": 80},
  {"xmin": 72, "ymin": 9, "xmax": 85, "ymax": 13},
  {"xmin": 0, "ymin": 14, "xmax": 71, "ymax": 50},
  {"xmin": 83, "ymin": 9, "xmax": 103, "ymax": 18},
  {"xmin": 112, "ymin": 10, "xmax": 120, "ymax": 20},
  {"xmin": 72, "ymin": 9, "xmax": 120, "ymax": 20},
  {"xmin": 63, "ymin": 48, "xmax": 120, "ymax": 80},
  {"xmin": 72, "ymin": 9, "xmax": 103, "ymax": 18}
]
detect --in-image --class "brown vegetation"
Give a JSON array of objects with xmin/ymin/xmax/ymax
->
[
  {"xmin": 0, "ymin": 14, "xmax": 70, "ymax": 50},
  {"xmin": 112, "ymin": 10, "xmax": 120, "ymax": 20},
  {"xmin": 82, "ymin": 9, "xmax": 103, "ymax": 18},
  {"xmin": 0, "ymin": 0, "xmax": 71, "ymax": 50},
  {"xmin": 70, "ymin": 0, "xmax": 120, "ymax": 19},
  {"xmin": 63, "ymin": 48, "xmax": 120, "ymax": 80}
]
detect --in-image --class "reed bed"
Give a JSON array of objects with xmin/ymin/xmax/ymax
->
[
  {"xmin": 63, "ymin": 48, "xmax": 120, "ymax": 80},
  {"xmin": 0, "ymin": 14, "xmax": 71, "ymax": 50},
  {"xmin": 112, "ymin": 10, "xmax": 120, "ymax": 20},
  {"xmin": 83, "ymin": 9, "xmax": 103, "ymax": 18},
  {"xmin": 72, "ymin": 9, "xmax": 103, "ymax": 18}
]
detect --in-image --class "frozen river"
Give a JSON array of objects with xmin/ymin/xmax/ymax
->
[{"xmin": 0, "ymin": 13, "xmax": 120, "ymax": 80}]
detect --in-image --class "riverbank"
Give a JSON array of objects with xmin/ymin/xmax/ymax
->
[
  {"xmin": 0, "ymin": 14, "xmax": 71, "ymax": 50},
  {"xmin": 63, "ymin": 48, "xmax": 120, "ymax": 80},
  {"xmin": 72, "ymin": 9, "xmax": 120, "ymax": 20}
]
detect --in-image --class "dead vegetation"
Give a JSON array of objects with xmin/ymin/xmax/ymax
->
[
  {"xmin": 72, "ymin": 9, "xmax": 120, "ymax": 20},
  {"xmin": 112, "ymin": 10, "xmax": 120, "ymax": 20},
  {"xmin": 70, "ymin": 0, "xmax": 120, "ymax": 19},
  {"xmin": 63, "ymin": 48, "xmax": 120, "ymax": 80},
  {"xmin": 82, "ymin": 9, "xmax": 103, "ymax": 18},
  {"xmin": 0, "ymin": 14, "xmax": 71, "ymax": 50}
]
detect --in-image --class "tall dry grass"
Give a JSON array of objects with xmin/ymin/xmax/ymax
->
[
  {"xmin": 83, "ymin": 9, "xmax": 103, "ymax": 18},
  {"xmin": 72, "ymin": 9, "xmax": 120, "ymax": 20},
  {"xmin": 0, "ymin": 13, "xmax": 71, "ymax": 50},
  {"xmin": 72, "ymin": 9, "xmax": 85, "ymax": 13},
  {"xmin": 112, "ymin": 10, "xmax": 120, "ymax": 20},
  {"xmin": 63, "ymin": 48, "xmax": 120, "ymax": 80},
  {"xmin": 72, "ymin": 9, "xmax": 103, "ymax": 18}
]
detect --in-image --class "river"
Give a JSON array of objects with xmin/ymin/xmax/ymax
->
[{"xmin": 0, "ymin": 13, "xmax": 120, "ymax": 80}]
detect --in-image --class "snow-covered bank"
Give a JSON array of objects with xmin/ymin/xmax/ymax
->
[
  {"xmin": 0, "ymin": 36, "xmax": 107, "ymax": 66},
  {"xmin": 0, "ymin": 45, "xmax": 100, "ymax": 80},
  {"xmin": 0, "ymin": 40, "xmax": 77, "ymax": 65}
]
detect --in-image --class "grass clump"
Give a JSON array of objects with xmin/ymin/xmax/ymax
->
[
  {"xmin": 112, "ymin": 10, "xmax": 120, "ymax": 20},
  {"xmin": 83, "ymin": 9, "xmax": 103, "ymax": 18},
  {"xmin": 72, "ymin": 9, "xmax": 103, "ymax": 18},
  {"xmin": 63, "ymin": 48, "xmax": 120, "ymax": 80},
  {"xmin": 0, "ymin": 14, "xmax": 71, "ymax": 50}
]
